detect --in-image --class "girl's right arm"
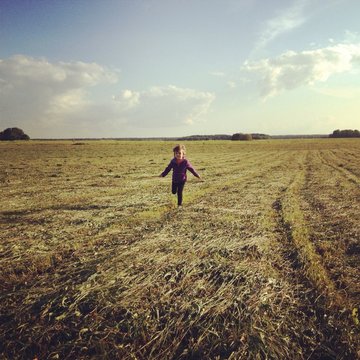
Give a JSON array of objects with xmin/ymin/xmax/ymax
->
[{"xmin": 159, "ymin": 161, "xmax": 173, "ymax": 177}]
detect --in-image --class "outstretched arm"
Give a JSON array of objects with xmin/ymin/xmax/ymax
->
[
  {"xmin": 187, "ymin": 161, "xmax": 201, "ymax": 179},
  {"xmin": 159, "ymin": 161, "xmax": 173, "ymax": 177}
]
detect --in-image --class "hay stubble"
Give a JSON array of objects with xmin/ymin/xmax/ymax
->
[{"xmin": 1, "ymin": 139, "xmax": 359, "ymax": 359}]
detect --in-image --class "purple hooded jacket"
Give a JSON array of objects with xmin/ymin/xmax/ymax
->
[{"xmin": 161, "ymin": 158, "xmax": 200, "ymax": 183}]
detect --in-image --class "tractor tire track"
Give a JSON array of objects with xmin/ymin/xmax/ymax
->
[
  {"xmin": 270, "ymin": 151, "xmax": 357, "ymax": 359},
  {"xmin": 302, "ymin": 150, "xmax": 360, "ymax": 302},
  {"xmin": 320, "ymin": 150, "xmax": 360, "ymax": 187}
]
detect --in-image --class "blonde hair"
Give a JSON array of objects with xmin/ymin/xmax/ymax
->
[{"xmin": 173, "ymin": 144, "xmax": 186, "ymax": 154}]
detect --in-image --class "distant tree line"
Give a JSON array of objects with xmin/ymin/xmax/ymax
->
[
  {"xmin": 231, "ymin": 133, "xmax": 271, "ymax": 141},
  {"xmin": 178, "ymin": 133, "xmax": 271, "ymax": 141},
  {"xmin": 329, "ymin": 129, "xmax": 360, "ymax": 138},
  {"xmin": 177, "ymin": 134, "xmax": 231, "ymax": 141},
  {"xmin": 0, "ymin": 127, "xmax": 30, "ymax": 140}
]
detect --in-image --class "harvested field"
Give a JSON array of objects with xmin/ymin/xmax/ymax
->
[{"xmin": 0, "ymin": 139, "xmax": 359, "ymax": 359}]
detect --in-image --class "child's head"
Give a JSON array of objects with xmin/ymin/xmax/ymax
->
[{"xmin": 173, "ymin": 144, "xmax": 186, "ymax": 159}]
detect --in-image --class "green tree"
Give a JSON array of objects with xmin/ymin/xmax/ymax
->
[
  {"xmin": 231, "ymin": 133, "xmax": 253, "ymax": 141},
  {"xmin": 329, "ymin": 129, "xmax": 360, "ymax": 138},
  {"xmin": 0, "ymin": 127, "xmax": 30, "ymax": 140}
]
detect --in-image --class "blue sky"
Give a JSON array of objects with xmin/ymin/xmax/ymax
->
[{"xmin": 1, "ymin": 0, "xmax": 360, "ymax": 138}]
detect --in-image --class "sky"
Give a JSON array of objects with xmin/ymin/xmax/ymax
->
[{"xmin": 1, "ymin": 0, "xmax": 360, "ymax": 138}]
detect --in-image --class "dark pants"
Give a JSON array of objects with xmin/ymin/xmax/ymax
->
[{"xmin": 172, "ymin": 181, "xmax": 185, "ymax": 206}]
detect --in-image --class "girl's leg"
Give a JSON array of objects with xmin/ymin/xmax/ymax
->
[
  {"xmin": 177, "ymin": 181, "xmax": 185, "ymax": 206},
  {"xmin": 171, "ymin": 182, "xmax": 178, "ymax": 195}
]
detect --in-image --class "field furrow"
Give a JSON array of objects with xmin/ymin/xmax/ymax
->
[
  {"xmin": 272, "ymin": 150, "xmax": 359, "ymax": 357},
  {"xmin": 301, "ymin": 150, "xmax": 360, "ymax": 303},
  {"xmin": 319, "ymin": 150, "xmax": 360, "ymax": 187}
]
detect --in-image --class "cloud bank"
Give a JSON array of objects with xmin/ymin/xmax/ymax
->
[
  {"xmin": 0, "ymin": 55, "xmax": 215, "ymax": 137},
  {"xmin": 0, "ymin": 55, "xmax": 118, "ymax": 136},
  {"xmin": 244, "ymin": 42, "xmax": 360, "ymax": 98},
  {"xmin": 113, "ymin": 86, "xmax": 215, "ymax": 127}
]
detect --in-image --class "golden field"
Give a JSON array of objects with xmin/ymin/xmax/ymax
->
[{"xmin": 0, "ymin": 139, "xmax": 359, "ymax": 359}]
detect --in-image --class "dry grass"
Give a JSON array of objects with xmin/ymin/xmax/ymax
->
[{"xmin": 0, "ymin": 139, "xmax": 359, "ymax": 359}]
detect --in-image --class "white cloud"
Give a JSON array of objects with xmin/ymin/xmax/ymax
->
[
  {"xmin": 112, "ymin": 89, "xmax": 140, "ymax": 110},
  {"xmin": 0, "ymin": 55, "xmax": 119, "ymax": 136},
  {"xmin": 344, "ymin": 30, "xmax": 360, "ymax": 43},
  {"xmin": 243, "ymin": 42, "xmax": 360, "ymax": 98},
  {"xmin": 254, "ymin": 0, "xmax": 309, "ymax": 51},
  {"xmin": 113, "ymin": 85, "xmax": 215, "ymax": 128},
  {"xmin": 0, "ymin": 55, "xmax": 118, "ymax": 89},
  {"xmin": 210, "ymin": 71, "xmax": 226, "ymax": 77},
  {"xmin": 0, "ymin": 55, "xmax": 215, "ymax": 137},
  {"xmin": 227, "ymin": 81, "xmax": 237, "ymax": 89},
  {"xmin": 47, "ymin": 89, "xmax": 89, "ymax": 118}
]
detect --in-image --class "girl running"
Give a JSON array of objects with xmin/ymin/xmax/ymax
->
[{"xmin": 160, "ymin": 144, "xmax": 202, "ymax": 207}]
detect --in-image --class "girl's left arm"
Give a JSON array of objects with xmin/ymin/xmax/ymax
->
[{"xmin": 187, "ymin": 161, "xmax": 201, "ymax": 179}]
